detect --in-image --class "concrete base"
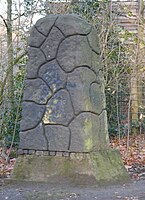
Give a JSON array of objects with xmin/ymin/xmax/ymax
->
[{"xmin": 11, "ymin": 149, "xmax": 130, "ymax": 186}]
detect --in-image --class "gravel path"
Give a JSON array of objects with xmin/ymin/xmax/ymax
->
[{"xmin": 0, "ymin": 179, "xmax": 145, "ymax": 200}]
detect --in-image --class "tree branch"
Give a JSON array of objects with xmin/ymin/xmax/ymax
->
[{"xmin": 0, "ymin": 14, "xmax": 8, "ymax": 29}]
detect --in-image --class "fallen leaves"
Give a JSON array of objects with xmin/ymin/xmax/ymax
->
[
  {"xmin": 0, "ymin": 148, "xmax": 16, "ymax": 178},
  {"xmin": 0, "ymin": 134, "xmax": 145, "ymax": 180},
  {"xmin": 110, "ymin": 134, "xmax": 145, "ymax": 180}
]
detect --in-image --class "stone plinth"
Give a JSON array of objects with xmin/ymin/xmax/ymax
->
[{"xmin": 12, "ymin": 14, "xmax": 130, "ymax": 185}]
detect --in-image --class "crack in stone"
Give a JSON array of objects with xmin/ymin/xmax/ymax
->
[{"xmin": 42, "ymin": 122, "xmax": 49, "ymax": 150}]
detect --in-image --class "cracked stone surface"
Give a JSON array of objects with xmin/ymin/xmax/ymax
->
[
  {"xmin": 57, "ymin": 35, "xmax": 92, "ymax": 72},
  {"xmin": 20, "ymin": 102, "xmax": 45, "ymax": 131},
  {"xmin": 43, "ymin": 89, "xmax": 74, "ymax": 126},
  {"xmin": 55, "ymin": 14, "xmax": 92, "ymax": 36},
  {"xmin": 23, "ymin": 78, "xmax": 52, "ymax": 104},
  {"xmin": 39, "ymin": 60, "xmax": 67, "ymax": 92},
  {"xmin": 26, "ymin": 47, "xmax": 46, "ymax": 78},
  {"xmin": 45, "ymin": 125, "xmax": 70, "ymax": 151},
  {"xmin": 41, "ymin": 26, "xmax": 64, "ymax": 61},
  {"xmin": 28, "ymin": 26, "xmax": 46, "ymax": 47},
  {"xmin": 19, "ymin": 124, "xmax": 47, "ymax": 150},
  {"xmin": 69, "ymin": 112, "xmax": 109, "ymax": 152},
  {"xmin": 20, "ymin": 14, "xmax": 109, "ymax": 152}
]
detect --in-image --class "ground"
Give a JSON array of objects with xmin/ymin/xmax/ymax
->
[
  {"xmin": 0, "ymin": 135, "xmax": 145, "ymax": 200},
  {"xmin": 0, "ymin": 179, "xmax": 145, "ymax": 200}
]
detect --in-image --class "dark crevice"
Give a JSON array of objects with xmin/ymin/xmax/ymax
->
[
  {"xmin": 44, "ymin": 123, "xmax": 68, "ymax": 128},
  {"xmin": 54, "ymin": 24, "xmax": 66, "ymax": 38},
  {"xmin": 66, "ymin": 65, "xmax": 97, "ymax": 76},
  {"xmin": 56, "ymin": 59, "xmax": 67, "ymax": 73},
  {"xmin": 42, "ymin": 122, "xmax": 49, "ymax": 150},
  {"xmin": 29, "ymin": 26, "xmax": 46, "ymax": 48},
  {"xmin": 54, "ymin": 23, "xmax": 92, "ymax": 38},
  {"xmin": 37, "ymin": 58, "xmax": 56, "ymax": 77},
  {"xmin": 24, "ymin": 77, "xmax": 53, "ymax": 95},
  {"xmin": 40, "ymin": 26, "xmax": 65, "ymax": 62},
  {"xmin": 45, "ymin": 88, "xmax": 67, "ymax": 104},
  {"xmin": 65, "ymin": 88, "xmax": 75, "ymax": 116},
  {"xmin": 67, "ymin": 110, "xmax": 106, "ymax": 127},
  {"xmin": 21, "ymin": 116, "xmax": 43, "ymax": 132},
  {"xmin": 68, "ymin": 127, "xmax": 72, "ymax": 151},
  {"xmin": 86, "ymin": 35, "xmax": 100, "ymax": 55},
  {"xmin": 39, "ymin": 48, "xmax": 47, "ymax": 61},
  {"xmin": 37, "ymin": 76, "xmax": 53, "ymax": 94}
]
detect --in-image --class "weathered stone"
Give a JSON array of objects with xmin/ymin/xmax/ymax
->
[
  {"xmin": 45, "ymin": 125, "xmax": 70, "ymax": 151},
  {"xmin": 67, "ymin": 67, "xmax": 98, "ymax": 114},
  {"xmin": 28, "ymin": 26, "xmax": 46, "ymax": 47},
  {"xmin": 43, "ymin": 89, "xmax": 74, "ymax": 126},
  {"xmin": 55, "ymin": 14, "xmax": 91, "ymax": 36},
  {"xmin": 57, "ymin": 35, "xmax": 92, "ymax": 72},
  {"xmin": 20, "ymin": 102, "xmax": 45, "ymax": 131},
  {"xmin": 99, "ymin": 110, "xmax": 110, "ymax": 146},
  {"xmin": 17, "ymin": 149, "xmax": 23, "ymax": 155},
  {"xmin": 56, "ymin": 152, "xmax": 63, "ymax": 157},
  {"xmin": 90, "ymin": 82, "xmax": 106, "ymax": 114},
  {"xmin": 14, "ymin": 14, "xmax": 130, "ymax": 185},
  {"xmin": 26, "ymin": 47, "xmax": 46, "ymax": 78},
  {"xmin": 62, "ymin": 152, "xmax": 70, "ymax": 157},
  {"xmin": 41, "ymin": 27, "xmax": 64, "ymax": 61},
  {"xmin": 35, "ymin": 14, "xmax": 58, "ymax": 36},
  {"xmin": 12, "ymin": 151, "xmax": 130, "ymax": 185},
  {"xmin": 91, "ymin": 52, "xmax": 103, "ymax": 74},
  {"xmin": 43, "ymin": 151, "xmax": 49, "ymax": 156},
  {"xmin": 23, "ymin": 78, "xmax": 52, "ymax": 104},
  {"xmin": 69, "ymin": 113, "xmax": 109, "ymax": 152},
  {"xmin": 19, "ymin": 124, "xmax": 47, "ymax": 150},
  {"xmin": 39, "ymin": 60, "xmax": 67, "ymax": 92},
  {"xmin": 36, "ymin": 151, "xmax": 44, "ymax": 156},
  {"xmin": 49, "ymin": 151, "xmax": 56, "ymax": 156},
  {"xmin": 28, "ymin": 150, "xmax": 36, "ymax": 155},
  {"xmin": 88, "ymin": 27, "xmax": 100, "ymax": 54}
]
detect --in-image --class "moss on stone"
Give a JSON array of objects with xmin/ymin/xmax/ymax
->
[{"xmin": 12, "ymin": 150, "xmax": 130, "ymax": 186}]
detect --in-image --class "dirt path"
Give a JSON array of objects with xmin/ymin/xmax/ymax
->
[{"xmin": 0, "ymin": 179, "xmax": 145, "ymax": 200}]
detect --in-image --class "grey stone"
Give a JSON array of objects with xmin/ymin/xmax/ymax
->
[
  {"xmin": 55, "ymin": 14, "xmax": 92, "ymax": 36},
  {"xmin": 28, "ymin": 26, "xmax": 46, "ymax": 47},
  {"xmin": 23, "ymin": 150, "xmax": 28, "ymax": 154},
  {"xmin": 43, "ymin": 151, "xmax": 49, "ymax": 156},
  {"xmin": 57, "ymin": 35, "xmax": 92, "ymax": 72},
  {"xmin": 90, "ymin": 82, "xmax": 106, "ymax": 114},
  {"xmin": 19, "ymin": 124, "xmax": 47, "ymax": 150},
  {"xmin": 23, "ymin": 78, "xmax": 52, "ymax": 104},
  {"xmin": 56, "ymin": 152, "xmax": 63, "ymax": 157},
  {"xmin": 45, "ymin": 125, "xmax": 70, "ymax": 151},
  {"xmin": 28, "ymin": 150, "xmax": 36, "ymax": 155},
  {"xmin": 91, "ymin": 52, "xmax": 103, "ymax": 74},
  {"xmin": 20, "ymin": 102, "xmax": 45, "ymax": 131},
  {"xmin": 69, "ymin": 112, "xmax": 109, "ymax": 152},
  {"xmin": 88, "ymin": 27, "xmax": 100, "ymax": 54},
  {"xmin": 66, "ymin": 67, "xmax": 97, "ymax": 114},
  {"xmin": 43, "ymin": 89, "xmax": 74, "ymax": 126},
  {"xmin": 41, "ymin": 26, "xmax": 64, "ymax": 61},
  {"xmin": 26, "ymin": 47, "xmax": 46, "ymax": 78},
  {"xmin": 49, "ymin": 151, "xmax": 56, "ymax": 156},
  {"xmin": 39, "ymin": 60, "xmax": 67, "ymax": 92},
  {"xmin": 62, "ymin": 152, "xmax": 70, "ymax": 157},
  {"xmin": 36, "ymin": 151, "xmax": 44, "ymax": 156},
  {"xmin": 35, "ymin": 14, "xmax": 58, "ymax": 36},
  {"xmin": 98, "ymin": 110, "xmax": 110, "ymax": 147},
  {"xmin": 17, "ymin": 149, "xmax": 23, "ymax": 155}
]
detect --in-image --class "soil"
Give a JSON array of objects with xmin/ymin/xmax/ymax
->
[{"xmin": 0, "ymin": 179, "xmax": 145, "ymax": 200}]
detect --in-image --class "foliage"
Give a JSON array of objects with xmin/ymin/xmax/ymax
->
[{"xmin": 0, "ymin": 67, "xmax": 26, "ymax": 147}]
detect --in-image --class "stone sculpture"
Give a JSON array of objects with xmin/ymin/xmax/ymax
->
[{"xmin": 12, "ymin": 14, "xmax": 130, "ymax": 185}]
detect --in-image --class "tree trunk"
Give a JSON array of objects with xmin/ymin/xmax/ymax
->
[{"xmin": 7, "ymin": 0, "xmax": 14, "ymax": 108}]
